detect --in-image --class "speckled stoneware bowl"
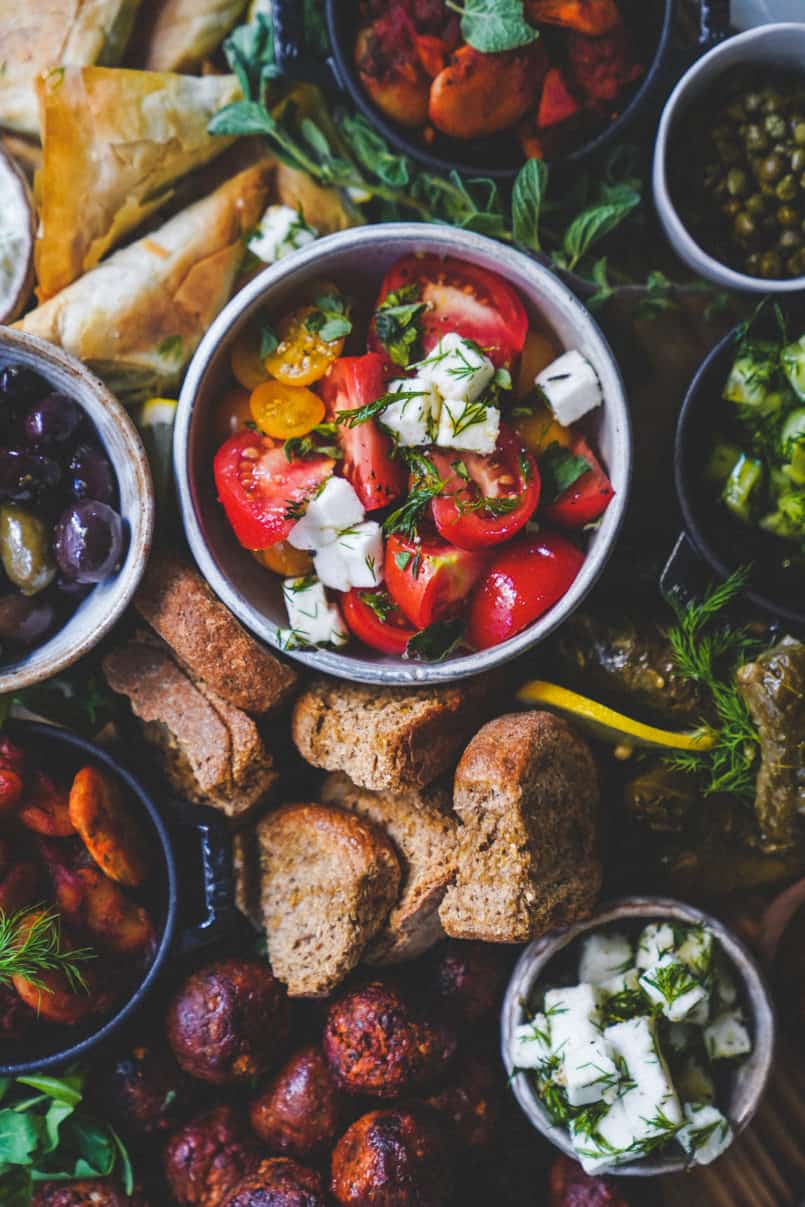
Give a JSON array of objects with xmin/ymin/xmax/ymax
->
[
  {"xmin": 175, "ymin": 224, "xmax": 631, "ymax": 685},
  {"xmin": 501, "ymin": 896, "xmax": 776, "ymax": 1177},
  {"xmin": 0, "ymin": 329, "xmax": 154, "ymax": 693}
]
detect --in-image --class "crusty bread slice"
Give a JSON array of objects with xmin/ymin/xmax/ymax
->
[
  {"xmin": 258, "ymin": 803, "xmax": 402, "ymax": 997},
  {"xmin": 439, "ymin": 712, "xmax": 601, "ymax": 943},
  {"xmin": 320, "ymin": 772, "xmax": 456, "ymax": 965},
  {"xmin": 291, "ymin": 678, "xmax": 489, "ymax": 792},
  {"xmin": 232, "ymin": 828, "xmax": 263, "ymax": 930}
]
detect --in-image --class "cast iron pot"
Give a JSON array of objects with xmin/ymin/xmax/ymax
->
[{"xmin": 0, "ymin": 720, "xmax": 237, "ymax": 1077}]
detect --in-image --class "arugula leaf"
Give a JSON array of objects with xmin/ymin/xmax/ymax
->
[
  {"xmin": 448, "ymin": 0, "xmax": 539, "ymax": 53},
  {"xmin": 68, "ymin": 1116, "xmax": 115, "ymax": 1176},
  {"xmin": 538, "ymin": 442, "xmax": 592, "ymax": 503},
  {"xmin": 512, "ymin": 159, "xmax": 549, "ymax": 252},
  {"xmin": 374, "ymin": 284, "xmax": 427, "ymax": 369},
  {"xmin": 406, "ymin": 618, "xmax": 466, "ymax": 662},
  {"xmin": 561, "ymin": 185, "xmax": 641, "ymax": 271},
  {"xmin": 0, "ymin": 1110, "xmax": 41, "ymax": 1165}
]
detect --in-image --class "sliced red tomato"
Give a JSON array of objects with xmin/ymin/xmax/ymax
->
[
  {"xmin": 369, "ymin": 254, "xmax": 528, "ymax": 368},
  {"xmin": 540, "ymin": 433, "xmax": 615, "ymax": 529},
  {"xmin": 214, "ymin": 430, "xmax": 334, "ymax": 550},
  {"xmin": 385, "ymin": 534, "xmax": 488, "ymax": 629},
  {"xmin": 467, "ymin": 529, "xmax": 585, "ymax": 650},
  {"xmin": 342, "ymin": 588, "xmax": 417, "ymax": 655},
  {"xmin": 321, "ymin": 353, "xmax": 406, "ymax": 511},
  {"xmin": 429, "ymin": 426, "xmax": 540, "ymax": 550}
]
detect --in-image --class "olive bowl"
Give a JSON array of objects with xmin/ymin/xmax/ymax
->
[
  {"xmin": 501, "ymin": 896, "xmax": 776, "ymax": 1177},
  {"xmin": 0, "ymin": 329, "xmax": 154, "ymax": 693}
]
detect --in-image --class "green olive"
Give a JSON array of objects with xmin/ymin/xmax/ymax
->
[
  {"xmin": 778, "ymin": 204, "xmax": 800, "ymax": 227},
  {"xmin": 746, "ymin": 192, "xmax": 767, "ymax": 215},
  {"xmin": 0, "ymin": 505, "xmax": 56, "ymax": 596},
  {"xmin": 726, "ymin": 168, "xmax": 750, "ymax": 197},
  {"xmin": 744, "ymin": 124, "xmax": 768, "ymax": 153},
  {"xmin": 794, "ymin": 121, "xmax": 805, "ymax": 146},
  {"xmin": 734, "ymin": 211, "xmax": 757, "ymax": 241},
  {"xmin": 765, "ymin": 113, "xmax": 787, "ymax": 140},
  {"xmin": 758, "ymin": 153, "xmax": 785, "ymax": 182}
]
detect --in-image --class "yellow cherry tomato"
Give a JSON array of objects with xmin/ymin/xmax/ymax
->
[
  {"xmin": 514, "ymin": 403, "xmax": 572, "ymax": 456},
  {"xmin": 231, "ymin": 324, "xmax": 270, "ymax": 391},
  {"xmin": 516, "ymin": 328, "xmax": 561, "ymax": 399},
  {"xmin": 253, "ymin": 542, "xmax": 314, "ymax": 577},
  {"xmin": 213, "ymin": 386, "xmax": 252, "ymax": 444},
  {"xmin": 250, "ymin": 379, "xmax": 325, "ymax": 439},
  {"xmin": 265, "ymin": 305, "xmax": 345, "ymax": 387}
]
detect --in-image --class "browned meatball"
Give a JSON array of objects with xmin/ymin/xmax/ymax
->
[
  {"xmin": 331, "ymin": 1107, "xmax": 453, "ymax": 1206},
  {"xmin": 250, "ymin": 1045, "xmax": 348, "ymax": 1159},
  {"xmin": 167, "ymin": 958, "xmax": 289, "ymax": 1084},
  {"xmin": 427, "ymin": 941, "xmax": 508, "ymax": 1024},
  {"xmin": 32, "ymin": 1182, "xmax": 148, "ymax": 1207},
  {"xmin": 92, "ymin": 1041, "xmax": 196, "ymax": 1135},
  {"xmin": 164, "ymin": 1104, "xmax": 261, "ymax": 1207},
  {"xmin": 424, "ymin": 1053, "xmax": 500, "ymax": 1150},
  {"xmin": 221, "ymin": 1158, "xmax": 327, "ymax": 1206},
  {"xmin": 324, "ymin": 983, "xmax": 456, "ymax": 1098}
]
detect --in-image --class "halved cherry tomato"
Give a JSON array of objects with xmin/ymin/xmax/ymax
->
[
  {"xmin": 429, "ymin": 427, "xmax": 540, "ymax": 550},
  {"xmin": 253, "ymin": 542, "xmax": 313, "ymax": 577},
  {"xmin": 250, "ymin": 380, "xmax": 325, "ymax": 440},
  {"xmin": 385, "ymin": 534, "xmax": 488, "ymax": 629},
  {"xmin": 467, "ymin": 529, "xmax": 585, "ymax": 650},
  {"xmin": 213, "ymin": 386, "xmax": 252, "ymax": 445},
  {"xmin": 321, "ymin": 353, "xmax": 406, "ymax": 511},
  {"xmin": 214, "ymin": 430, "xmax": 335, "ymax": 549},
  {"xmin": 540, "ymin": 433, "xmax": 615, "ymax": 529},
  {"xmin": 369, "ymin": 255, "xmax": 528, "ymax": 369},
  {"xmin": 231, "ymin": 323, "xmax": 270, "ymax": 391},
  {"xmin": 265, "ymin": 305, "xmax": 345, "ymax": 387},
  {"xmin": 342, "ymin": 588, "xmax": 417, "ymax": 655},
  {"xmin": 514, "ymin": 403, "xmax": 572, "ymax": 456}
]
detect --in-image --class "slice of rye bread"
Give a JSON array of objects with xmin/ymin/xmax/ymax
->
[
  {"xmin": 439, "ymin": 712, "xmax": 602, "ymax": 943},
  {"xmin": 135, "ymin": 548, "xmax": 297, "ymax": 715},
  {"xmin": 257, "ymin": 802, "xmax": 402, "ymax": 997},
  {"xmin": 103, "ymin": 638, "xmax": 277, "ymax": 821},
  {"xmin": 320, "ymin": 772, "xmax": 457, "ymax": 965},
  {"xmin": 291, "ymin": 677, "xmax": 491, "ymax": 792},
  {"xmin": 232, "ymin": 828, "xmax": 263, "ymax": 930}
]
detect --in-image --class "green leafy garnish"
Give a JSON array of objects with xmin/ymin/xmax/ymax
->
[
  {"xmin": 361, "ymin": 589, "xmax": 397, "ymax": 623},
  {"xmin": 284, "ymin": 423, "xmax": 341, "ymax": 461},
  {"xmin": 0, "ymin": 907, "xmax": 95, "ymax": 994},
  {"xmin": 512, "ymin": 158, "xmax": 549, "ymax": 252},
  {"xmin": 305, "ymin": 292, "xmax": 352, "ymax": 342},
  {"xmin": 406, "ymin": 618, "xmax": 466, "ymax": 662},
  {"xmin": 374, "ymin": 284, "xmax": 427, "ymax": 369},
  {"xmin": 538, "ymin": 442, "xmax": 592, "ymax": 503},
  {"xmin": 446, "ymin": 0, "xmax": 539, "ymax": 53},
  {"xmin": 383, "ymin": 452, "xmax": 445, "ymax": 540},
  {"xmin": 260, "ymin": 324, "xmax": 279, "ymax": 357},
  {"xmin": 560, "ymin": 185, "xmax": 642, "ymax": 271}
]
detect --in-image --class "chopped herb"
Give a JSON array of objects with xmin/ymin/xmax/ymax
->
[
  {"xmin": 305, "ymin": 292, "xmax": 352, "ymax": 343},
  {"xmin": 361, "ymin": 589, "xmax": 396, "ymax": 622},
  {"xmin": 451, "ymin": 459, "xmax": 470, "ymax": 481},
  {"xmin": 538, "ymin": 442, "xmax": 592, "ymax": 503},
  {"xmin": 383, "ymin": 451, "xmax": 445, "ymax": 540},
  {"xmin": 374, "ymin": 283, "xmax": 428, "ymax": 368},
  {"xmin": 157, "ymin": 334, "xmax": 184, "ymax": 361},
  {"xmin": 284, "ymin": 423, "xmax": 342, "ymax": 462},
  {"xmin": 0, "ymin": 907, "xmax": 95, "ymax": 994},
  {"xmin": 456, "ymin": 492, "xmax": 520, "ymax": 517},
  {"xmin": 406, "ymin": 618, "xmax": 466, "ymax": 662},
  {"xmin": 336, "ymin": 389, "xmax": 417, "ymax": 428},
  {"xmin": 283, "ymin": 574, "xmax": 318, "ymax": 594},
  {"xmin": 599, "ymin": 988, "xmax": 647, "ymax": 1027},
  {"xmin": 260, "ymin": 324, "xmax": 279, "ymax": 357},
  {"xmin": 394, "ymin": 550, "xmax": 413, "ymax": 571},
  {"xmin": 494, "ymin": 366, "xmax": 513, "ymax": 390}
]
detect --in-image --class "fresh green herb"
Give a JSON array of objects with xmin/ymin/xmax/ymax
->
[
  {"xmin": 456, "ymin": 493, "xmax": 520, "ymax": 517},
  {"xmin": 405, "ymin": 618, "xmax": 466, "ymax": 662},
  {"xmin": 383, "ymin": 452, "xmax": 445, "ymax": 540},
  {"xmin": 394, "ymin": 550, "xmax": 413, "ymax": 571},
  {"xmin": 284, "ymin": 423, "xmax": 341, "ymax": 461},
  {"xmin": 538, "ymin": 442, "xmax": 592, "ymax": 503},
  {"xmin": 494, "ymin": 366, "xmax": 513, "ymax": 391},
  {"xmin": 685, "ymin": 1116, "xmax": 729, "ymax": 1153},
  {"xmin": 305, "ymin": 292, "xmax": 352, "ymax": 342},
  {"xmin": 0, "ymin": 908, "xmax": 95, "ymax": 994},
  {"xmin": 283, "ymin": 574, "xmax": 319, "ymax": 595},
  {"xmin": 512, "ymin": 158, "xmax": 549, "ymax": 252},
  {"xmin": 260, "ymin": 323, "xmax": 279, "ymax": 357},
  {"xmin": 336, "ymin": 388, "xmax": 408, "ymax": 428},
  {"xmin": 445, "ymin": 0, "xmax": 539, "ymax": 53},
  {"xmin": 599, "ymin": 988, "xmax": 647, "ymax": 1027},
  {"xmin": 361, "ymin": 589, "xmax": 396, "ymax": 622},
  {"xmin": 157, "ymin": 335, "xmax": 184, "ymax": 361},
  {"xmin": 374, "ymin": 284, "xmax": 427, "ymax": 368},
  {"xmin": 641, "ymin": 960, "xmax": 701, "ymax": 1006},
  {"xmin": 559, "ymin": 185, "xmax": 642, "ymax": 272}
]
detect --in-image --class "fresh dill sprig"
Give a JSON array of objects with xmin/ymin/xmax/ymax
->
[
  {"xmin": 383, "ymin": 451, "xmax": 445, "ymax": 540},
  {"xmin": 0, "ymin": 907, "xmax": 95, "ymax": 994}
]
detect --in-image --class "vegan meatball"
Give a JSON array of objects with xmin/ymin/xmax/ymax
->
[
  {"xmin": 164, "ymin": 1104, "xmax": 261, "ymax": 1207},
  {"xmin": 92, "ymin": 1041, "xmax": 195, "ymax": 1136},
  {"xmin": 167, "ymin": 957, "xmax": 289, "ymax": 1084},
  {"xmin": 324, "ymin": 982, "xmax": 456, "ymax": 1097},
  {"xmin": 32, "ymin": 1183, "xmax": 148, "ymax": 1207},
  {"xmin": 221, "ymin": 1158, "xmax": 327, "ymax": 1207},
  {"xmin": 427, "ymin": 941, "xmax": 509, "ymax": 1024},
  {"xmin": 331, "ymin": 1107, "xmax": 453, "ymax": 1207},
  {"xmin": 250, "ymin": 1045, "xmax": 349, "ymax": 1160},
  {"xmin": 425, "ymin": 1053, "xmax": 500, "ymax": 1150}
]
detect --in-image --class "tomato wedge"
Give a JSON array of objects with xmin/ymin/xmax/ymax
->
[
  {"xmin": 429, "ymin": 426, "xmax": 540, "ymax": 550},
  {"xmin": 369, "ymin": 254, "xmax": 528, "ymax": 369},
  {"xmin": 467, "ymin": 529, "xmax": 585, "ymax": 650},
  {"xmin": 385, "ymin": 534, "xmax": 488, "ymax": 629},
  {"xmin": 321, "ymin": 353, "xmax": 406, "ymax": 511},
  {"xmin": 342, "ymin": 588, "xmax": 417, "ymax": 655},
  {"xmin": 540, "ymin": 433, "xmax": 615, "ymax": 529},
  {"xmin": 214, "ymin": 430, "xmax": 334, "ymax": 550}
]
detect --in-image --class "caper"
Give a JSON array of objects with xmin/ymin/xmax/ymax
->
[
  {"xmin": 745, "ymin": 123, "xmax": 768, "ymax": 153},
  {"xmin": 746, "ymin": 251, "xmax": 763, "ymax": 275},
  {"xmin": 0, "ymin": 504, "xmax": 56, "ymax": 596},
  {"xmin": 726, "ymin": 99, "xmax": 746, "ymax": 122},
  {"xmin": 776, "ymin": 173, "xmax": 799, "ymax": 201},
  {"xmin": 791, "ymin": 148, "xmax": 805, "ymax": 173},
  {"xmin": 745, "ymin": 92, "xmax": 763, "ymax": 113},
  {"xmin": 762, "ymin": 91, "xmax": 783, "ymax": 113},
  {"xmin": 778, "ymin": 204, "xmax": 800, "ymax": 227},
  {"xmin": 734, "ymin": 211, "xmax": 757, "ymax": 241},
  {"xmin": 794, "ymin": 121, "xmax": 805, "ymax": 146},
  {"xmin": 765, "ymin": 113, "xmax": 787, "ymax": 140},
  {"xmin": 758, "ymin": 250, "xmax": 782, "ymax": 277},
  {"xmin": 726, "ymin": 168, "xmax": 750, "ymax": 197},
  {"xmin": 746, "ymin": 192, "xmax": 767, "ymax": 215},
  {"xmin": 758, "ymin": 153, "xmax": 785, "ymax": 182},
  {"xmin": 718, "ymin": 141, "xmax": 742, "ymax": 165},
  {"xmin": 788, "ymin": 249, "xmax": 805, "ymax": 275},
  {"xmin": 723, "ymin": 198, "xmax": 742, "ymax": 218},
  {"xmin": 779, "ymin": 228, "xmax": 802, "ymax": 251}
]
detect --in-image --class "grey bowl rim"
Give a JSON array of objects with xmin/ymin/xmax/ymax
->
[
  {"xmin": 0, "ymin": 327, "xmax": 155, "ymax": 693},
  {"xmin": 174, "ymin": 223, "xmax": 632, "ymax": 686},
  {"xmin": 500, "ymin": 894, "xmax": 776, "ymax": 1178}
]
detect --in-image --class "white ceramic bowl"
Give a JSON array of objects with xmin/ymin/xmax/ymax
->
[
  {"xmin": 501, "ymin": 897, "xmax": 776, "ymax": 1177},
  {"xmin": 175, "ymin": 224, "xmax": 631, "ymax": 685},
  {"xmin": 0, "ymin": 329, "xmax": 154, "ymax": 692},
  {"xmin": 653, "ymin": 23, "xmax": 805, "ymax": 294}
]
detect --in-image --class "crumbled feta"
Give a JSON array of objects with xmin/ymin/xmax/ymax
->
[
  {"xmin": 564, "ymin": 1038, "xmax": 620, "ymax": 1107},
  {"xmin": 512, "ymin": 1015, "xmax": 552, "ymax": 1071},
  {"xmin": 579, "ymin": 932, "xmax": 633, "ymax": 985},
  {"xmin": 544, "ymin": 984, "xmax": 600, "ymax": 1056},
  {"xmin": 280, "ymin": 576, "xmax": 348, "ymax": 648},
  {"xmin": 287, "ymin": 477, "xmax": 364, "ymax": 551},
  {"xmin": 636, "ymin": 922, "xmax": 677, "ymax": 969},
  {"xmin": 677, "ymin": 1103, "xmax": 733, "ymax": 1166},
  {"xmin": 705, "ymin": 1010, "xmax": 751, "ymax": 1061},
  {"xmin": 677, "ymin": 926, "xmax": 714, "ymax": 979},
  {"xmin": 639, "ymin": 954, "xmax": 709, "ymax": 1023},
  {"xmin": 676, "ymin": 1056, "xmax": 715, "ymax": 1105},
  {"xmin": 418, "ymin": 333, "xmax": 495, "ymax": 403},
  {"xmin": 436, "ymin": 397, "xmax": 500, "ymax": 455},
  {"xmin": 314, "ymin": 521, "xmax": 384, "ymax": 592},
  {"xmin": 248, "ymin": 204, "xmax": 316, "ymax": 264},
  {"xmin": 380, "ymin": 376, "xmax": 440, "ymax": 446},
  {"xmin": 536, "ymin": 350, "xmax": 603, "ymax": 427}
]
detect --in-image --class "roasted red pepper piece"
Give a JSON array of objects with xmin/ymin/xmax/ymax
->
[
  {"xmin": 526, "ymin": 0, "xmax": 622, "ymax": 36},
  {"xmin": 568, "ymin": 27, "xmax": 644, "ymax": 105},
  {"xmin": 538, "ymin": 67, "xmax": 580, "ymax": 128}
]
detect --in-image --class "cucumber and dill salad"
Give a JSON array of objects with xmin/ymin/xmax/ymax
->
[{"xmin": 511, "ymin": 921, "xmax": 752, "ymax": 1174}]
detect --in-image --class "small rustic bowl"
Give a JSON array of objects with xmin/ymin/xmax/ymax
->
[
  {"xmin": 174, "ymin": 223, "xmax": 631, "ymax": 685},
  {"xmin": 501, "ymin": 896, "xmax": 776, "ymax": 1177},
  {"xmin": 653, "ymin": 23, "xmax": 805, "ymax": 294},
  {"xmin": 0, "ymin": 329, "xmax": 154, "ymax": 693}
]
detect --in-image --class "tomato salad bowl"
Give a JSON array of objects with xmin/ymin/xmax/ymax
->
[{"xmin": 175, "ymin": 224, "xmax": 631, "ymax": 684}]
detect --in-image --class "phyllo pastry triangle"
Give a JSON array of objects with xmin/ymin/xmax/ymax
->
[{"xmin": 139, "ymin": 0, "xmax": 249, "ymax": 73}]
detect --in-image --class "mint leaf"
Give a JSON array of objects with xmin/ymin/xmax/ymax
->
[
  {"xmin": 512, "ymin": 159, "xmax": 549, "ymax": 252},
  {"xmin": 451, "ymin": 0, "xmax": 539, "ymax": 53},
  {"xmin": 539, "ymin": 442, "xmax": 591, "ymax": 502},
  {"xmin": 406, "ymin": 618, "xmax": 466, "ymax": 662},
  {"xmin": 562, "ymin": 187, "xmax": 641, "ymax": 271},
  {"xmin": 209, "ymin": 100, "xmax": 277, "ymax": 138},
  {"xmin": 260, "ymin": 324, "xmax": 278, "ymax": 358}
]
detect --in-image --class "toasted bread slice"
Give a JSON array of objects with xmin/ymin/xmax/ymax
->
[
  {"xmin": 320, "ymin": 772, "xmax": 456, "ymax": 965},
  {"xmin": 232, "ymin": 827, "xmax": 263, "ymax": 930},
  {"xmin": 258, "ymin": 803, "xmax": 401, "ymax": 997},
  {"xmin": 439, "ymin": 712, "xmax": 601, "ymax": 943}
]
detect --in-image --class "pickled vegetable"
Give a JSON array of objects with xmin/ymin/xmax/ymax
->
[{"xmin": 0, "ymin": 503, "xmax": 57, "ymax": 595}]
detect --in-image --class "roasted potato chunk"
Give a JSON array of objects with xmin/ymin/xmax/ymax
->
[
  {"xmin": 19, "ymin": 771, "xmax": 74, "ymax": 837},
  {"xmin": 68, "ymin": 765, "xmax": 148, "ymax": 887},
  {"xmin": 429, "ymin": 43, "xmax": 547, "ymax": 140}
]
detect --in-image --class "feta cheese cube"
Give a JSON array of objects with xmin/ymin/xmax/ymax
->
[
  {"xmin": 565, "ymin": 1038, "xmax": 620, "ymax": 1107},
  {"xmin": 677, "ymin": 1103, "xmax": 733, "ymax": 1166},
  {"xmin": 248, "ymin": 204, "xmax": 316, "ymax": 264},
  {"xmin": 686, "ymin": 995, "xmax": 711, "ymax": 1026},
  {"xmin": 704, "ymin": 1010, "xmax": 752, "ymax": 1061},
  {"xmin": 381, "ymin": 376, "xmax": 440, "ymax": 446},
  {"xmin": 636, "ymin": 922, "xmax": 677, "ymax": 969},
  {"xmin": 605, "ymin": 1016, "xmax": 682, "ymax": 1129},
  {"xmin": 418, "ymin": 333, "xmax": 495, "ymax": 403},
  {"xmin": 314, "ymin": 521, "xmax": 384, "ymax": 592},
  {"xmin": 639, "ymin": 954, "xmax": 708, "ymax": 1023},
  {"xmin": 511, "ymin": 1015, "xmax": 552, "ymax": 1071},
  {"xmin": 677, "ymin": 926, "xmax": 714, "ymax": 979},
  {"xmin": 436, "ymin": 397, "xmax": 500, "ymax": 455},
  {"xmin": 579, "ymin": 932, "xmax": 633, "ymax": 985},
  {"xmin": 287, "ymin": 477, "xmax": 364, "ymax": 551},
  {"xmin": 598, "ymin": 966, "xmax": 640, "ymax": 1000},
  {"xmin": 280, "ymin": 576, "xmax": 348, "ymax": 648},
  {"xmin": 713, "ymin": 954, "xmax": 739, "ymax": 1008},
  {"xmin": 676, "ymin": 1056, "xmax": 715, "ymax": 1105},
  {"xmin": 544, "ymin": 984, "xmax": 600, "ymax": 1056},
  {"xmin": 536, "ymin": 350, "xmax": 603, "ymax": 427},
  {"xmin": 571, "ymin": 1099, "xmax": 634, "ymax": 1175}
]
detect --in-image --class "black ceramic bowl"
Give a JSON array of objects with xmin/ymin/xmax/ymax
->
[
  {"xmin": 0, "ymin": 721, "xmax": 235, "ymax": 1076},
  {"xmin": 278, "ymin": 0, "xmax": 675, "ymax": 181}
]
